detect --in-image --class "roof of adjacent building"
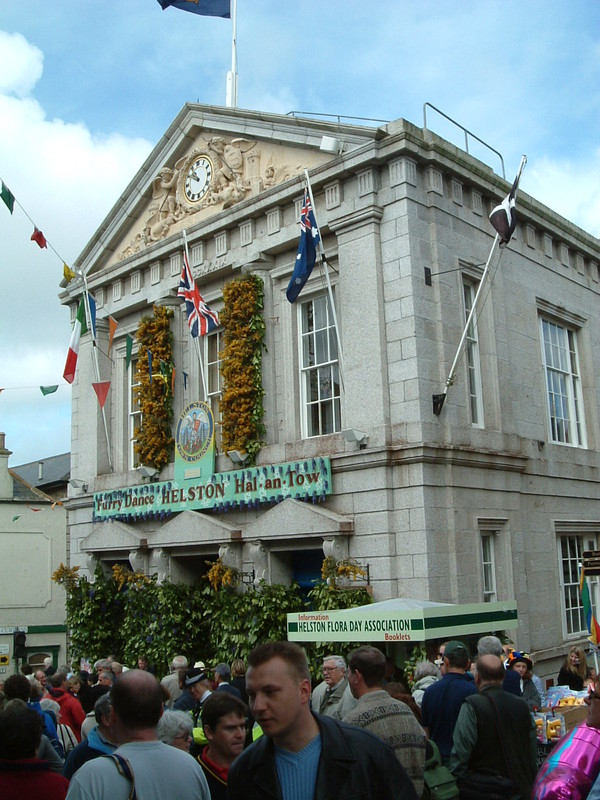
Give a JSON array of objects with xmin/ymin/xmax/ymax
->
[{"xmin": 11, "ymin": 452, "xmax": 70, "ymax": 493}]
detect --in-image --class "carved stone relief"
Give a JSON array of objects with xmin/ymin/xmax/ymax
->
[
  {"xmin": 219, "ymin": 542, "xmax": 242, "ymax": 572},
  {"xmin": 322, "ymin": 536, "xmax": 349, "ymax": 562},
  {"xmin": 249, "ymin": 541, "xmax": 269, "ymax": 586},
  {"xmin": 117, "ymin": 135, "xmax": 302, "ymax": 260},
  {"xmin": 153, "ymin": 548, "xmax": 170, "ymax": 584}
]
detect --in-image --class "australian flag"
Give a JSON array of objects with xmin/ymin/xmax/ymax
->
[
  {"xmin": 286, "ymin": 190, "xmax": 320, "ymax": 303},
  {"xmin": 177, "ymin": 252, "xmax": 219, "ymax": 337}
]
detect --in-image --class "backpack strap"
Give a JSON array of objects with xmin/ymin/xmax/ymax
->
[{"xmin": 106, "ymin": 753, "xmax": 137, "ymax": 800}]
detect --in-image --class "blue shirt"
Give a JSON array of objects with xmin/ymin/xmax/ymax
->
[
  {"xmin": 421, "ymin": 672, "xmax": 477, "ymax": 759},
  {"xmin": 274, "ymin": 734, "xmax": 321, "ymax": 800}
]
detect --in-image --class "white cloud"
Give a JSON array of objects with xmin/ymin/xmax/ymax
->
[
  {"xmin": 0, "ymin": 30, "xmax": 152, "ymax": 466},
  {"xmin": 525, "ymin": 154, "xmax": 600, "ymax": 239},
  {"xmin": 0, "ymin": 31, "xmax": 43, "ymax": 97}
]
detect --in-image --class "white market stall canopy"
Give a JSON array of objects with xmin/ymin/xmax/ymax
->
[{"xmin": 287, "ymin": 598, "xmax": 518, "ymax": 644}]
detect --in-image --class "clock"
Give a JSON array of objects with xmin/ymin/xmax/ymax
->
[{"xmin": 184, "ymin": 156, "xmax": 213, "ymax": 203}]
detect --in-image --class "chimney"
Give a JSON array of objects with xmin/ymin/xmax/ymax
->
[{"xmin": 0, "ymin": 433, "xmax": 14, "ymax": 501}]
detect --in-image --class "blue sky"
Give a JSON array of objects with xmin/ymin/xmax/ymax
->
[{"xmin": 1, "ymin": 0, "xmax": 599, "ymax": 466}]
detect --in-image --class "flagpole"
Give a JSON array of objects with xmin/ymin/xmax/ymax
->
[
  {"xmin": 303, "ymin": 169, "xmax": 345, "ymax": 393},
  {"xmin": 79, "ymin": 274, "xmax": 114, "ymax": 471},
  {"xmin": 226, "ymin": 0, "xmax": 238, "ymax": 107},
  {"xmin": 432, "ymin": 155, "xmax": 527, "ymax": 416},
  {"xmin": 182, "ymin": 230, "xmax": 208, "ymax": 401}
]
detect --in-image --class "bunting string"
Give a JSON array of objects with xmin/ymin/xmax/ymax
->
[{"xmin": 1, "ymin": 176, "xmax": 80, "ymax": 282}]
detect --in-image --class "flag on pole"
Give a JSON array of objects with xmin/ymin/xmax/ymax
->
[
  {"xmin": 489, "ymin": 173, "xmax": 521, "ymax": 245},
  {"xmin": 286, "ymin": 189, "xmax": 320, "ymax": 303},
  {"xmin": 87, "ymin": 294, "xmax": 97, "ymax": 340},
  {"xmin": 63, "ymin": 297, "xmax": 88, "ymax": 384},
  {"xmin": 31, "ymin": 227, "xmax": 48, "ymax": 249},
  {"xmin": 580, "ymin": 568, "xmax": 600, "ymax": 645},
  {"xmin": 157, "ymin": 0, "xmax": 231, "ymax": 17},
  {"xmin": 177, "ymin": 251, "xmax": 219, "ymax": 337},
  {"xmin": 1, "ymin": 180, "xmax": 14, "ymax": 214}
]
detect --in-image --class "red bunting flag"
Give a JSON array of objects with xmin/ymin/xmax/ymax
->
[
  {"xmin": 92, "ymin": 381, "xmax": 111, "ymax": 409},
  {"xmin": 31, "ymin": 227, "xmax": 48, "ymax": 248}
]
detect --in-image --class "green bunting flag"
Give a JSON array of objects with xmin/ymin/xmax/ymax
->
[
  {"xmin": 1, "ymin": 181, "xmax": 15, "ymax": 214},
  {"xmin": 125, "ymin": 335, "xmax": 134, "ymax": 370},
  {"xmin": 40, "ymin": 385, "xmax": 59, "ymax": 396}
]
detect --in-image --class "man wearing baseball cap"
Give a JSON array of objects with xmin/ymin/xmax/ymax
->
[{"xmin": 420, "ymin": 640, "xmax": 477, "ymax": 763}]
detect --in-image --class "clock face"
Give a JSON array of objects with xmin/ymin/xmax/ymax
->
[{"xmin": 185, "ymin": 156, "xmax": 213, "ymax": 203}]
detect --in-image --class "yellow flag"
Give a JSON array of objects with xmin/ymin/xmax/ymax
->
[{"xmin": 63, "ymin": 263, "xmax": 77, "ymax": 283}]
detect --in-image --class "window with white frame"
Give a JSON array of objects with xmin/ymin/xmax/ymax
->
[
  {"xmin": 205, "ymin": 328, "xmax": 223, "ymax": 449},
  {"xmin": 299, "ymin": 293, "xmax": 341, "ymax": 437},
  {"xmin": 481, "ymin": 533, "xmax": 497, "ymax": 602},
  {"xmin": 128, "ymin": 358, "xmax": 141, "ymax": 469},
  {"xmin": 540, "ymin": 317, "xmax": 585, "ymax": 446},
  {"xmin": 463, "ymin": 279, "xmax": 484, "ymax": 427},
  {"xmin": 558, "ymin": 533, "xmax": 596, "ymax": 636}
]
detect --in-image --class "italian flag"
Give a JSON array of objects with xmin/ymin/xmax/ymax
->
[{"xmin": 63, "ymin": 298, "xmax": 88, "ymax": 384}]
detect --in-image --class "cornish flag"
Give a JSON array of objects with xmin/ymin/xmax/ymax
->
[
  {"xmin": 489, "ymin": 174, "xmax": 520, "ymax": 245},
  {"xmin": 63, "ymin": 297, "xmax": 88, "ymax": 384},
  {"xmin": 286, "ymin": 190, "xmax": 320, "ymax": 303}
]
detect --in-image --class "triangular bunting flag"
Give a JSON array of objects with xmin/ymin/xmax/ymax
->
[
  {"xmin": 40, "ymin": 385, "xmax": 59, "ymax": 396},
  {"xmin": 125, "ymin": 335, "xmax": 133, "ymax": 370},
  {"xmin": 12, "ymin": 515, "xmax": 21, "ymax": 522},
  {"xmin": 31, "ymin": 227, "xmax": 48, "ymax": 249},
  {"xmin": 1, "ymin": 180, "xmax": 15, "ymax": 214},
  {"xmin": 108, "ymin": 317, "xmax": 118, "ymax": 356},
  {"xmin": 92, "ymin": 381, "xmax": 111, "ymax": 409}
]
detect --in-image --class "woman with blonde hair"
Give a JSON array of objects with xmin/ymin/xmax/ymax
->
[{"xmin": 558, "ymin": 645, "xmax": 587, "ymax": 690}]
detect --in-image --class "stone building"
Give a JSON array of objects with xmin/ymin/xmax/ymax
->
[
  {"xmin": 0, "ymin": 434, "xmax": 67, "ymax": 676},
  {"xmin": 61, "ymin": 104, "xmax": 600, "ymax": 680}
]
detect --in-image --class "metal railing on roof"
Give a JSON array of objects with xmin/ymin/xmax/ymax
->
[
  {"xmin": 423, "ymin": 102, "xmax": 505, "ymax": 179},
  {"xmin": 286, "ymin": 111, "xmax": 390, "ymax": 126}
]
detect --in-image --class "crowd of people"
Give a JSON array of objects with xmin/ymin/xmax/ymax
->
[{"xmin": 1, "ymin": 638, "xmax": 600, "ymax": 799}]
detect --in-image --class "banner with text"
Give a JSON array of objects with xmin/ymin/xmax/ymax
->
[{"xmin": 93, "ymin": 457, "xmax": 332, "ymax": 522}]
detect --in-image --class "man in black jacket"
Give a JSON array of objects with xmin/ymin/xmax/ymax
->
[
  {"xmin": 449, "ymin": 654, "xmax": 537, "ymax": 799},
  {"xmin": 228, "ymin": 641, "xmax": 417, "ymax": 800}
]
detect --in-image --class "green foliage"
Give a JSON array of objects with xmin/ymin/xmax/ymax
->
[
  {"xmin": 55, "ymin": 562, "xmax": 372, "ymax": 679},
  {"xmin": 401, "ymin": 644, "xmax": 429, "ymax": 689}
]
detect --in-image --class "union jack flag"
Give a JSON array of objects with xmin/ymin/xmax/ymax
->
[{"xmin": 177, "ymin": 251, "xmax": 219, "ymax": 337}]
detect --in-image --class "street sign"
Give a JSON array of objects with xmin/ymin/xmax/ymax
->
[
  {"xmin": 0, "ymin": 644, "xmax": 9, "ymax": 655},
  {"xmin": 0, "ymin": 626, "xmax": 28, "ymax": 635},
  {"xmin": 0, "ymin": 655, "xmax": 9, "ymax": 666},
  {"xmin": 583, "ymin": 551, "xmax": 600, "ymax": 576}
]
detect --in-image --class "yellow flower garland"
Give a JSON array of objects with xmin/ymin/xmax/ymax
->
[
  {"xmin": 220, "ymin": 275, "xmax": 266, "ymax": 463},
  {"xmin": 134, "ymin": 305, "xmax": 174, "ymax": 470}
]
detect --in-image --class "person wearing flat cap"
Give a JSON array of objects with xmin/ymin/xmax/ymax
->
[
  {"xmin": 184, "ymin": 668, "xmax": 213, "ymax": 757},
  {"xmin": 507, "ymin": 651, "xmax": 541, "ymax": 710},
  {"xmin": 420, "ymin": 640, "xmax": 477, "ymax": 764}
]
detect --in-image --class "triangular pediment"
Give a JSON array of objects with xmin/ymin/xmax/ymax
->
[
  {"xmin": 71, "ymin": 104, "xmax": 381, "ymax": 278},
  {"xmin": 81, "ymin": 520, "xmax": 144, "ymax": 552},
  {"xmin": 150, "ymin": 509, "xmax": 240, "ymax": 548},
  {"xmin": 242, "ymin": 498, "xmax": 353, "ymax": 542}
]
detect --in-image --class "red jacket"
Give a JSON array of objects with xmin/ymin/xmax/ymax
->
[
  {"xmin": 47, "ymin": 687, "xmax": 85, "ymax": 742},
  {"xmin": 0, "ymin": 758, "xmax": 69, "ymax": 800}
]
